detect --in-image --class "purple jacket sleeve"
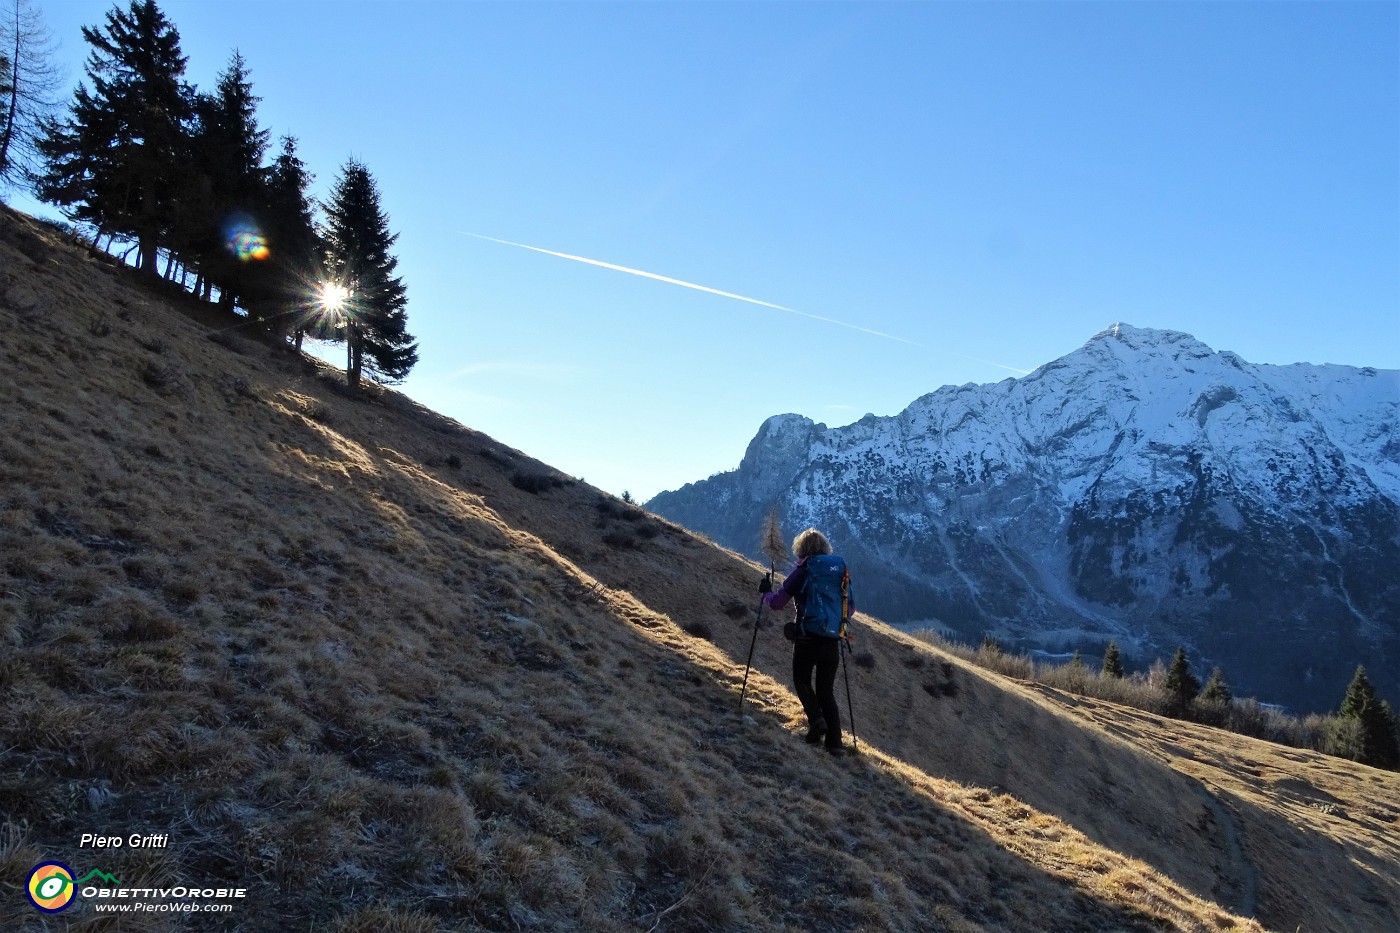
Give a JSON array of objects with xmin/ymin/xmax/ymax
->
[{"xmin": 763, "ymin": 560, "xmax": 805, "ymax": 610}]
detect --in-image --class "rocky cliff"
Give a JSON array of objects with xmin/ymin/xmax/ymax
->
[{"xmin": 650, "ymin": 325, "xmax": 1400, "ymax": 711}]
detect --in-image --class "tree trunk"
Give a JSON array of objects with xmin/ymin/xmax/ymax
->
[
  {"xmin": 346, "ymin": 324, "xmax": 362, "ymax": 388},
  {"xmin": 138, "ymin": 238, "xmax": 159, "ymax": 276},
  {"xmin": 0, "ymin": 27, "xmax": 18, "ymax": 174}
]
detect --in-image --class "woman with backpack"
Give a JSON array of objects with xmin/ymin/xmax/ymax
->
[{"xmin": 759, "ymin": 528, "xmax": 854, "ymax": 756}]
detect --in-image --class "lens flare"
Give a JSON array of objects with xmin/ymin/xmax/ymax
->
[
  {"xmin": 230, "ymin": 231, "xmax": 270, "ymax": 262},
  {"xmin": 317, "ymin": 282, "xmax": 350, "ymax": 314},
  {"xmin": 225, "ymin": 215, "xmax": 270, "ymax": 262},
  {"xmin": 306, "ymin": 281, "xmax": 354, "ymax": 333}
]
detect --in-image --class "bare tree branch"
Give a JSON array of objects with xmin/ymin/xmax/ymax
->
[{"xmin": 0, "ymin": 0, "xmax": 64, "ymax": 192}]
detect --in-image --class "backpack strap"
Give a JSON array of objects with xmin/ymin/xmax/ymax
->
[
  {"xmin": 839, "ymin": 564, "xmax": 850, "ymax": 639},
  {"xmin": 794, "ymin": 560, "xmax": 813, "ymax": 637}
]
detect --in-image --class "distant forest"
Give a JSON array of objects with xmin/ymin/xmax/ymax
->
[{"xmin": 2, "ymin": 0, "xmax": 416, "ymax": 387}]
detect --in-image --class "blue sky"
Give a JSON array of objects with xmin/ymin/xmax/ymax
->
[{"xmin": 21, "ymin": 1, "xmax": 1400, "ymax": 500}]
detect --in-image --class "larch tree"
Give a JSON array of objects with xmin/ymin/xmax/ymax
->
[
  {"xmin": 0, "ymin": 0, "xmax": 62, "ymax": 192},
  {"xmin": 0, "ymin": 52, "xmax": 9, "ymax": 163},
  {"xmin": 37, "ymin": 0, "xmax": 193, "ymax": 275},
  {"xmin": 761, "ymin": 507, "xmax": 788, "ymax": 571},
  {"xmin": 321, "ymin": 158, "xmax": 417, "ymax": 387}
]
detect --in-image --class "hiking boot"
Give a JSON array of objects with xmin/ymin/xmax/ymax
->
[
  {"xmin": 805, "ymin": 721, "xmax": 827, "ymax": 745},
  {"xmin": 825, "ymin": 743, "xmax": 847, "ymax": 757}
]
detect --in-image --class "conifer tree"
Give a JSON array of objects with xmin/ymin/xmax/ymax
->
[
  {"xmin": 0, "ymin": 51, "xmax": 9, "ymax": 151},
  {"xmin": 1101, "ymin": 640, "xmax": 1124, "ymax": 679},
  {"xmin": 1334, "ymin": 666, "xmax": 1400, "ymax": 770},
  {"xmin": 1196, "ymin": 665, "xmax": 1233, "ymax": 727},
  {"xmin": 1162, "ymin": 646, "xmax": 1200, "ymax": 718},
  {"xmin": 37, "ymin": 0, "xmax": 193, "ymax": 274},
  {"xmin": 1200, "ymin": 667, "xmax": 1231, "ymax": 705},
  {"xmin": 761, "ymin": 507, "xmax": 787, "ymax": 570},
  {"xmin": 184, "ymin": 50, "xmax": 270, "ymax": 309},
  {"xmin": 265, "ymin": 136, "xmax": 316, "ymax": 257},
  {"xmin": 260, "ymin": 135, "xmax": 321, "ymax": 344},
  {"xmin": 322, "ymin": 158, "xmax": 417, "ymax": 387},
  {"xmin": 1065, "ymin": 649, "xmax": 1088, "ymax": 692},
  {"xmin": 1, "ymin": 0, "xmax": 63, "ymax": 191}
]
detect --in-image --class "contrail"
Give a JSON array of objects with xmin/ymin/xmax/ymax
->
[
  {"xmin": 462, "ymin": 232, "xmax": 1031, "ymax": 374},
  {"xmin": 463, "ymin": 232, "xmax": 920, "ymax": 346}
]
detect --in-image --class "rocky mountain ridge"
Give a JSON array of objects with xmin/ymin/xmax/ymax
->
[{"xmin": 649, "ymin": 324, "xmax": 1400, "ymax": 712}]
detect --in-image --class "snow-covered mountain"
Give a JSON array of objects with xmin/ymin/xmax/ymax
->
[{"xmin": 648, "ymin": 325, "xmax": 1400, "ymax": 712}]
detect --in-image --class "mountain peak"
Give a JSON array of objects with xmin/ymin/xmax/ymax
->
[
  {"xmin": 653, "ymin": 321, "xmax": 1400, "ymax": 715},
  {"xmin": 738, "ymin": 413, "xmax": 824, "ymax": 503},
  {"xmin": 1085, "ymin": 322, "xmax": 1216, "ymax": 356}
]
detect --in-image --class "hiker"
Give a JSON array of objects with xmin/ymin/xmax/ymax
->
[{"xmin": 759, "ymin": 528, "xmax": 854, "ymax": 756}]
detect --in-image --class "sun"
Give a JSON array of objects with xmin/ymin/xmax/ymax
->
[{"xmin": 317, "ymin": 282, "xmax": 351, "ymax": 315}]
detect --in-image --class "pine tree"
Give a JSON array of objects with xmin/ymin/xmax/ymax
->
[
  {"xmin": 1197, "ymin": 665, "xmax": 1233, "ymax": 727},
  {"xmin": 1335, "ymin": 666, "xmax": 1400, "ymax": 770},
  {"xmin": 1201, "ymin": 667, "xmax": 1232, "ymax": 704},
  {"xmin": 1162, "ymin": 646, "xmax": 1200, "ymax": 719},
  {"xmin": 1340, "ymin": 665, "xmax": 1378, "ymax": 719},
  {"xmin": 1, "ymin": 0, "xmax": 63, "ymax": 192},
  {"xmin": 183, "ymin": 50, "xmax": 271, "ymax": 308},
  {"xmin": 1101, "ymin": 641, "xmax": 1124, "ymax": 679},
  {"xmin": 322, "ymin": 158, "xmax": 417, "ymax": 387},
  {"xmin": 261, "ymin": 135, "xmax": 321, "ymax": 344},
  {"xmin": 37, "ymin": 0, "xmax": 193, "ymax": 274},
  {"xmin": 1065, "ymin": 649, "xmax": 1088, "ymax": 693}
]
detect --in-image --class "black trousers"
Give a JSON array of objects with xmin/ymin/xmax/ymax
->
[{"xmin": 792, "ymin": 637, "xmax": 842, "ymax": 747}]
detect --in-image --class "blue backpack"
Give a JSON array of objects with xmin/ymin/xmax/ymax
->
[{"xmin": 797, "ymin": 554, "xmax": 852, "ymax": 639}]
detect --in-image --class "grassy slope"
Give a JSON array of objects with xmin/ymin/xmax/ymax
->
[{"xmin": 0, "ymin": 204, "xmax": 1394, "ymax": 932}]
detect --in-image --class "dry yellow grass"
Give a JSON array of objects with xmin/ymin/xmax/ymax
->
[{"xmin": 0, "ymin": 203, "xmax": 1393, "ymax": 931}]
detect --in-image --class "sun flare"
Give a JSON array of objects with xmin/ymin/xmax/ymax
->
[{"xmin": 317, "ymin": 282, "xmax": 351, "ymax": 315}]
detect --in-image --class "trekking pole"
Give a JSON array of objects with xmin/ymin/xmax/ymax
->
[
  {"xmin": 738, "ymin": 572, "xmax": 771, "ymax": 713},
  {"xmin": 841, "ymin": 635, "xmax": 859, "ymax": 754}
]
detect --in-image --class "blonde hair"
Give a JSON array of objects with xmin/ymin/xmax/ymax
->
[{"xmin": 792, "ymin": 528, "xmax": 832, "ymax": 559}]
